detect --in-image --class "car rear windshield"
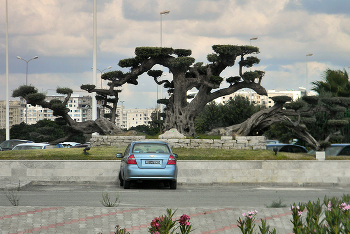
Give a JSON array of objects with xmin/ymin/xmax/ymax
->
[{"xmin": 132, "ymin": 143, "xmax": 170, "ymax": 154}]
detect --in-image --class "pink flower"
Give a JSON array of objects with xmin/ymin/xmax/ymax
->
[
  {"xmin": 328, "ymin": 201, "xmax": 332, "ymax": 211},
  {"xmin": 179, "ymin": 214, "xmax": 191, "ymax": 226},
  {"xmin": 242, "ymin": 212, "xmax": 246, "ymax": 217}
]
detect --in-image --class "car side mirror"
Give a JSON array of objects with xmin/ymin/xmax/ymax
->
[
  {"xmin": 116, "ymin": 153, "xmax": 123, "ymax": 158},
  {"xmin": 173, "ymin": 154, "xmax": 178, "ymax": 158}
]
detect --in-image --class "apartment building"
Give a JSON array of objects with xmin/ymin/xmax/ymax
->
[
  {"xmin": 19, "ymin": 94, "xmax": 92, "ymax": 124},
  {"xmin": 0, "ymin": 101, "xmax": 21, "ymax": 128},
  {"xmin": 217, "ymin": 89, "xmax": 306, "ymax": 107}
]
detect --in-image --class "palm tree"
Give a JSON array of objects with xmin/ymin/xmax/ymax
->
[{"xmin": 311, "ymin": 69, "xmax": 350, "ymax": 97}]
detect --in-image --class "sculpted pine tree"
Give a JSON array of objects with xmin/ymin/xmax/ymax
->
[
  {"xmin": 12, "ymin": 86, "xmax": 121, "ymax": 143},
  {"xmin": 117, "ymin": 45, "xmax": 267, "ymax": 135},
  {"xmin": 81, "ymin": 71, "xmax": 127, "ymax": 124},
  {"xmin": 209, "ymin": 95, "xmax": 350, "ymax": 150}
]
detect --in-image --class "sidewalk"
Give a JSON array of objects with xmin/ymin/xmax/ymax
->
[{"xmin": 0, "ymin": 206, "xmax": 294, "ymax": 234}]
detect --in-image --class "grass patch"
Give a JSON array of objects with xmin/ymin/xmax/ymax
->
[
  {"xmin": 172, "ymin": 148, "xmax": 315, "ymax": 160},
  {"xmin": 0, "ymin": 146, "xmax": 316, "ymax": 160}
]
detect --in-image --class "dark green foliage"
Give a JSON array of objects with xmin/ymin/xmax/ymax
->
[
  {"xmin": 312, "ymin": 69, "xmax": 350, "ymax": 97},
  {"xmin": 56, "ymin": 87, "xmax": 73, "ymax": 95},
  {"xmin": 226, "ymin": 76, "xmax": 241, "ymax": 84},
  {"xmin": 12, "ymin": 85, "xmax": 37, "ymax": 98},
  {"xmin": 242, "ymin": 71, "xmax": 259, "ymax": 82},
  {"xmin": 212, "ymin": 45, "xmax": 242, "ymax": 55},
  {"xmin": 239, "ymin": 56, "xmax": 260, "ymax": 68},
  {"xmin": 302, "ymin": 95, "xmax": 319, "ymax": 106},
  {"xmin": 129, "ymin": 125, "xmax": 159, "ymax": 136},
  {"xmin": 302, "ymin": 118, "xmax": 317, "ymax": 124},
  {"xmin": 118, "ymin": 58, "xmax": 139, "ymax": 68},
  {"xmin": 284, "ymin": 100, "xmax": 305, "ymax": 111},
  {"xmin": 170, "ymin": 57, "xmax": 195, "ymax": 69},
  {"xmin": 80, "ymin": 84, "xmax": 96, "ymax": 92},
  {"xmin": 207, "ymin": 53, "xmax": 220, "ymax": 63},
  {"xmin": 26, "ymin": 93, "xmax": 46, "ymax": 103},
  {"xmin": 101, "ymin": 70, "xmax": 126, "ymax": 81},
  {"xmin": 264, "ymin": 122, "xmax": 296, "ymax": 143},
  {"xmin": 327, "ymin": 119, "xmax": 349, "ymax": 127},
  {"xmin": 157, "ymin": 99, "xmax": 169, "ymax": 105},
  {"xmin": 135, "ymin": 47, "xmax": 173, "ymax": 58},
  {"xmin": 271, "ymin": 96, "xmax": 292, "ymax": 103},
  {"xmin": 147, "ymin": 70, "xmax": 163, "ymax": 78},
  {"xmin": 10, "ymin": 120, "xmax": 66, "ymax": 143},
  {"xmin": 66, "ymin": 132, "xmax": 86, "ymax": 144},
  {"xmin": 209, "ymin": 75, "xmax": 223, "ymax": 85},
  {"xmin": 174, "ymin": 49, "xmax": 192, "ymax": 57},
  {"xmin": 195, "ymin": 96, "xmax": 264, "ymax": 133}
]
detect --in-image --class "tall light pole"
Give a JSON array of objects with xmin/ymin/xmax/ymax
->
[
  {"xmin": 159, "ymin": 10, "xmax": 170, "ymax": 118},
  {"xmin": 92, "ymin": 0, "xmax": 97, "ymax": 121},
  {"xmin": 306, "ymin": 53, "xmax": 313, "ymax": 95},
  {"xmin": 250, "ymin": 37, "xmax": 258, "ymax": 45},
  {"xmin": 248, "ymin": 37, "xmax": 258, "ymax": 103},
  {"xmin": 16, "ymin": 56, "xmax": 38, "ymax": 86},
  {"xmin": 91, "ymin": 66, "xmax": 112, "ymax": 88},
  {"xmin": 17, "ymin": 55, "xmax": 39, "ymax": 123},
  {"xmin": 6, "ymin": 0, "xmax": 9, "ymax": 140}
]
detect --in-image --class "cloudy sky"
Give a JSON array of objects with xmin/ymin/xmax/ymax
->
[{"xmin": 1, "ymin": 0, "xmax": 350, "ymax": 109}]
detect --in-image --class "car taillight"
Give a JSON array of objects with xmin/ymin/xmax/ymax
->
[
  {"xmin": 167, "ymin": 155, "xmax": 176, "ymax": 165},
  {"xmin": 127, "ymin": 155, "xmax": 137, "ymax": 164}
]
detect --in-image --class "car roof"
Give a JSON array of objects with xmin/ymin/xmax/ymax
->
[
  {"xmin": 132, "ymin": 141, "xmax": 168, "ymax": 144},
  {"xmin": 14, "ymin": 143, "xmax": 49, "ymax": 147},
  {"xmin": 329, "ymin": 144, "xmax": 350, "ymax": 146}
]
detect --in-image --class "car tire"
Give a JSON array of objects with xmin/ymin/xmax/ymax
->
[
  {"xmin": 124, "ymin": 179, "xmax": 131, "ymax": 189},
  {"xmin": 119, "ymin": 172, "xmax": 123, "ymax": 186},
  {"xmin": 170, "ymin": 180, "xmax": 177, "ymax": 190}
]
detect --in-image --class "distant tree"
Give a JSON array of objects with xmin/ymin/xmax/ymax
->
[
  {"xmin": 195, "ymin": 96, "xmax": 264, "ymax": 133},
  {"xmin": 116, "ymin": 45, "xmax": 267, "ymax": 136},
  {"xmin": 12, "ymin": 86, "xmax": 121, "ymax": 144},
  {"xmin": 312, "ymin": 69, "xmax": 350, "ymax": 97},
  {"xmin": 129, "ymin": 125, "xmax": 159, "ymax": 136},
  {"xmin": 11, "ymin": 120, "xmax": 61, "ymax": 143}
]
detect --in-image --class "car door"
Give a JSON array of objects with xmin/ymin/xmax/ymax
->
[
  {"xmin": 338, "ymin": 146, "xmax": 350, "ymax": 156},
  {"xmin": 120, "ymin": 144, "xmax": 131, "ymax": 178}
]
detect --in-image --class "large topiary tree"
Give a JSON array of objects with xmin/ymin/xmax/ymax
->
[
  {"xmin": 116, "ymin": 45, "xmax": 267, "ymax": 135},
  {"xmin": 12, "ymin": 86, "xmax": 122, "ymax": 144}
]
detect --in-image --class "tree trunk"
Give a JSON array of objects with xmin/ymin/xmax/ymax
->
[{"xmin": 207, "ymin": 102, "xmax": 321, "ymax": 150}]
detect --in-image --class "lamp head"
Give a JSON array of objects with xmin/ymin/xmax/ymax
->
[
  {"xmin": 160, "ymin": 10, "xmax": 170, "ymax": 15},
  {"xmin": 33, "ymin": 56, "xmax": 38, "ymax": 59},
  {"xmin": 16, "ymin": 56, "xmax": 21, "ymax": 59}
]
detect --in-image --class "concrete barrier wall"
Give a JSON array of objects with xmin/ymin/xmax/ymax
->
[
  {"xmin": 1, "ymin": 160, "xmax": 350, "ymax": 187},
  {"xmin": 90, "ymin": 136, "xmax": 266, "ymax": 150}
]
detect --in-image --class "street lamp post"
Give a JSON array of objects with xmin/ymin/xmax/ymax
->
[
  {"xmin": 306, "ymin": 53, "xmax": 313, "ymax": 95},
  {"xmin": 250, "ymin": 37, "xmax": 258, "ymax": 46},
  {"xmin": 158, "ymin": 10, "xmax": 170, "ymax": 120},
  {"xmin": 91, "ymin": 66, "xmax": 112, "ymax": 88},
  {"xmin": 17, "ymin": 55, "xmax": 39, "ymax": 123},
  {"xmin": 17, "ymin": 56, "xmax": 39, "ymax": 86}
]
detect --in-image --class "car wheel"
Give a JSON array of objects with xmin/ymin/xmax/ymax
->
[
  {"xmin": 170, "ymin": 180, "xmax": 177, "ymax": 190},
  {"xmin": 124, "ymin": 179, "xmax": 131, "ymax": 189},
  {"xmin": 119, "ymin": 172, "xmax": 123, "ymax": 186}
]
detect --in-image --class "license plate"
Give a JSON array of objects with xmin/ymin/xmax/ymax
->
[{"xmin": 145, "ymin": 160, "xmax": 160, "ymax": 164}]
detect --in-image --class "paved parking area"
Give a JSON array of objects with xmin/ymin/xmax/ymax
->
[{"xmin": 0, "ymin": 206, "xmax": 294, "ymax": 234}]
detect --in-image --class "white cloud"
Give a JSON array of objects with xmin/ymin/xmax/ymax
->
[{"xmin": 1, "ymin": 0, "xmax": 350, "ymax": 109}]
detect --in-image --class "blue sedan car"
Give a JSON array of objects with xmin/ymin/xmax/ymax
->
[{"xmin": 117, "ymin": 141, "xmax": 178, "ymax": 189}]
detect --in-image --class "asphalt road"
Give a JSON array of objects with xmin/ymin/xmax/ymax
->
[{"xmin": 2, "ymin": 182, "xmax": 350, "ymax": 208}]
